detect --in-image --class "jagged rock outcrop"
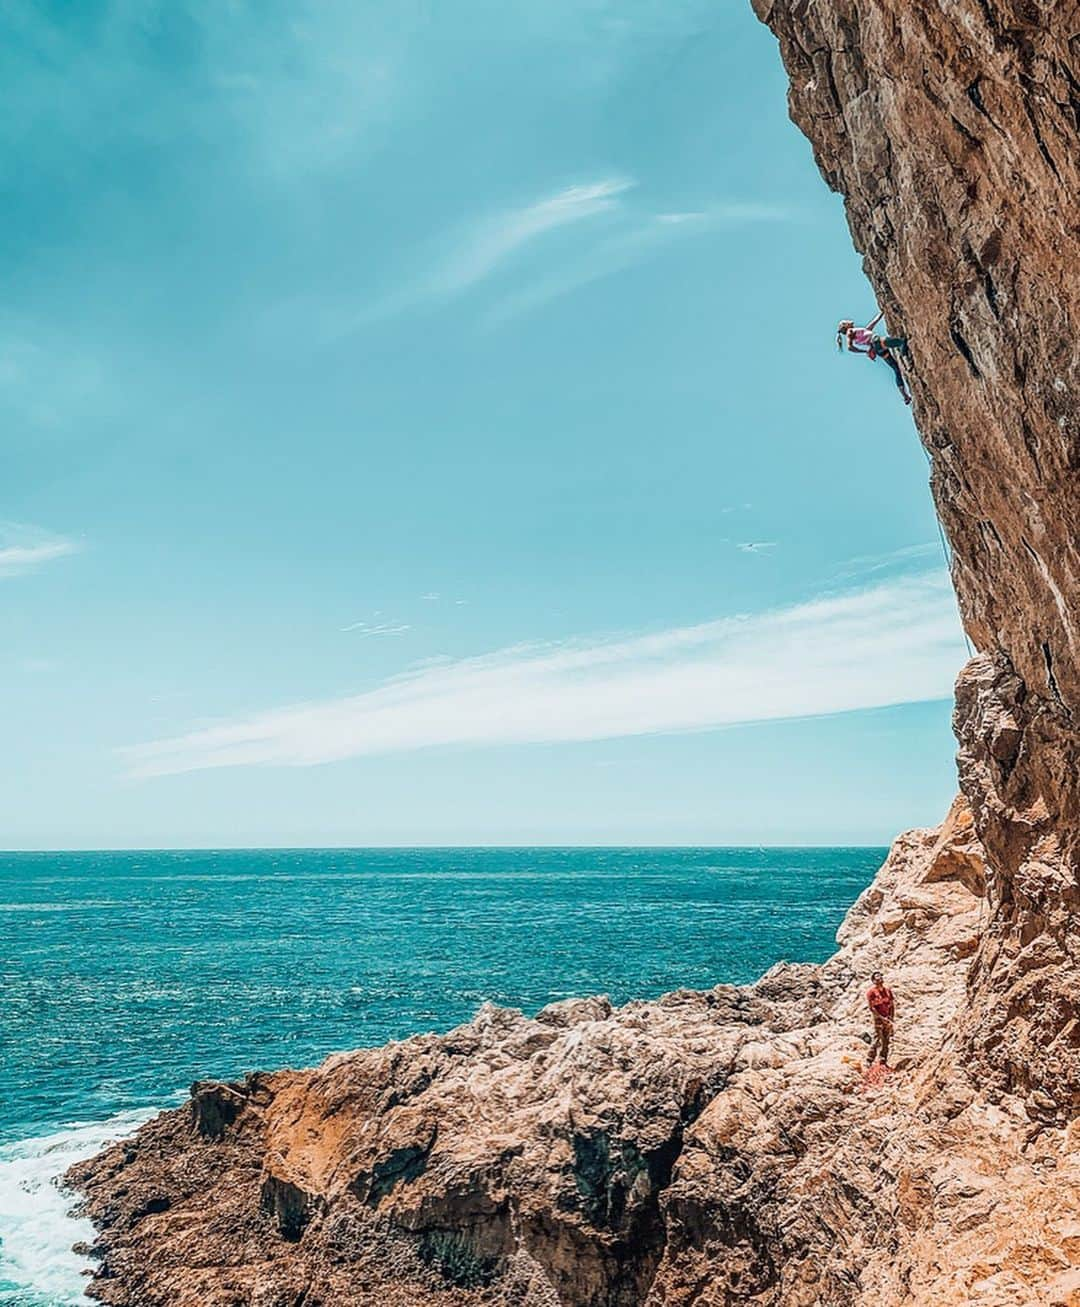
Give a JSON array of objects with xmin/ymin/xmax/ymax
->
[
  {"xmin": 78, "ymin": 800, "xmax": 1073, "ymax": 1307},
  {"xmin": 69, "ymin": 3, "xmax": 1079, "ymax": 1303},
  {"xmin": 752, "ymin": 0, "xmax": 1079, "ymax": 1106}
]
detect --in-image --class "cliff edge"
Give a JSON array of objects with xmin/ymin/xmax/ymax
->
[
  {"xmin": 754, "ymin": 0, "xmax": 1079, "ymax": 1106},
  {"xmin": 69, "ymin": 3, "xmax": 1078, "ymax": 1303}
]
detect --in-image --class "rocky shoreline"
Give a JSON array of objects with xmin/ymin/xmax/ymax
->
[
  {"xmin": 74, "ymin": 800, "xmax": 1050, "ymax": 1306},
  {"xmin": 68, "ymin": 801, "xmax": 1080, "ymax": 1304}
]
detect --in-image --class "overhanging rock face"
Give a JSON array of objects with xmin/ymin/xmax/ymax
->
[{"xmin": 754, "ymin": 0, "xmax": 1079, "ymax": 1104}]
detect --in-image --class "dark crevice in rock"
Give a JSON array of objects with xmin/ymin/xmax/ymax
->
[
  {"xmin": 1042, "ymin": 641, "xmax": 1064, "ymax": 708},
  {"xmin": 354, "ymin": 1127, "xmax": 438, "ymax": 1207},
  {"xmin": 130, "ymin": 1195, "xmax": 171, "ymax": 1224},
  {"xmin": 962, "ymin": 238, "xmax": 1001, "ymax": 322},
  {"xmin": 190, "ymin": 1081, "xmax": 246, "ymax": 1140},
  {"xmin": 418, "ymin": 1227, "xmax": 503, "ymax": 1290},
  {"xmin": 546, "ymin": 1078, "xmax": 720, "ymax": 1304},
  {"xmin": 981, "ymin": 518, "xmax": 1003, "ymax": 549},
  {"xmin": 966, "ymin": 78, "xmax": 998, "ymax": 128},
  {"xmin": 949, "ymin": 320, "xmax": 982, "ymax": 378},
  {"xmin": 1022, "ymin": 95, "xmax": 1063, "ymax": 180},
  {"xmin": 1019, "ymin": 416, "xmax": 1044, "ymax": 478},
  {"xmin": 261, "ymin": 1175, "xmax": 326, "ymax": 1243},
  {"xmin": 951, "ymin": 115, "xmax": 981, "ymax": 146},
  {"xmin": 983, "ymin": 270, "xmax": 1000, "ymax": 319},
  {"xmin": 1058, "ymin": 61, "xmax": 1080, "ymax": 132}
]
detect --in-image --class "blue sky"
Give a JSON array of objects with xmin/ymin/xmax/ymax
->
[{"xmin": 0, "ymin": 1, "xmax": 967, "ymax": 847}]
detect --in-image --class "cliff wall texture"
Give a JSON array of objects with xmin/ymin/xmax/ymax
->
[
  {"xmin": 753, "ymin": 0, "xmax": 1079, "ymax": 1106},
  {"xmin": 68, "ymin": 3, "xmax": 1079, "ymax": 1303}
]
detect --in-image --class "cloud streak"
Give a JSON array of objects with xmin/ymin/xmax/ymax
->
[
  {"xmin": 483, "ymin": 201, "xmax": 794, "ymax": 326},
  {"xmin": 360, "ymin": 184, "xmax": 793, "ymax": 330},
  {"xmin": 0, "ymin": 527, "xmax": 80, "ymax": 578},
  {"xmin": 340, "ymin": 621, "xmax": 412, "ymax": 636},
  {"xmin": 347, "ymin": 177, "xmax": 634, "ymax": 328},
  {"xmin": 437, "ymin": 178, "xmax": 632, "ymax": 295},
  {"xmin": 128, "ymin": 571, "xmax": 964, "ymax": 777}
]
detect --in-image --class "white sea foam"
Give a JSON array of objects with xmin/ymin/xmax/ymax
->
[{"xmin": 0, "ymin": 1109, "xmax": 157, "ymax": 1305}]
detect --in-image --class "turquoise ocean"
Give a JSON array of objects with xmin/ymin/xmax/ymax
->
[{"xmin": 0, "ymin": 846, "xmax": 883, "ymax": 1304}]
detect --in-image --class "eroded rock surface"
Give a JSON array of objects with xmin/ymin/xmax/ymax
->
[
  {"xmin": 753, "ymin": 0, "xmax": 1079, "ymax": 1106},
  {"xmin": 70, "ymin": 801, "xmax": 1080, "ymax": 1305}
]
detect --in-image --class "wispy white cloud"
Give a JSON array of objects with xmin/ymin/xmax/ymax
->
[
  {"xmin": 128, "ymin": 570, "xmax": 964, "ymax": 777},
  {"xmin": 483, "ymin": 200, "xmax": 794, "ymax": 326},
  {"xmin": 0, "ymin": 526, "xmax": 80, "ymax": 578},
  {"xmin": 437, "ymin": 178, "xmax": 632, "ymax": 296},
  {"xmin": 357, "ymin": 185, "xmax": 794, "ymax": 330},
  {"xmin": 831, "ymin": 541, "xmax": 940, "ymax": 582},
  {"xmin": 345, "ymin": 177, "xmax": 634, "ymax": 329},
  {"xmin": 340, "ymin": 621, "xmax": 411, "ymax": 637},
  {"xmin": 657, "ymin": 203, "xmax": 791, "ymax": 225}
]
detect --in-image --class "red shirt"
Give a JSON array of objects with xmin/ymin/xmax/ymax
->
[{"xmin": 867, "ymin": 985, "xmax": 894, "ymax": 1019}]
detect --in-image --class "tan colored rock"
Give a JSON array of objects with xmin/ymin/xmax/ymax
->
[
  {"xmin": 754, "ymin": 0, "xmax": 1080, "ymax": 1108},
  {"xmin": 72, "ymin": 802, "xmax": 1072, "ymax": 1307}
]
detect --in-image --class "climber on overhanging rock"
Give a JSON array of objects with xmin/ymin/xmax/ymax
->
[{"xmin": 837, "ymin": 308, "xmax": 913, "ymax": 406}]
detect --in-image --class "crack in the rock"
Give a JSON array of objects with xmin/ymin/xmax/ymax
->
[
  {"xmin": 951, "ymin": 114, "xmax": 981, "ymax": 147},
  {"xmin": 1019, "ymin": 415, "xmax": 1044, "ymax": 478},
  {"xmin": 983, "ymin": 270, "xmax": 1000, "ymax": 319},
  {"xmin": 949, "ymin": 319, "xmax": 982, "ymax": 378},
  {"xmin": 1042, "ymin": 640, "xmax": 1065, "ymax": 710},
  {"xmin": 1022, "ymin": 93, "xmax": 1063, "ymax": 180},
  {"xmin": 966, "ymin": 78, "xmax": 1000, "ymax": 129}
]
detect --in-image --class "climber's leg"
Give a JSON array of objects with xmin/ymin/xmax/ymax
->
[{"xmin": 881, "ymin": 350, "xmax": 912, "ymax": 405}]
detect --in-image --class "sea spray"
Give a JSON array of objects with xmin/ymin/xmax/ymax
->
[{"xmin": 0, "ymin": 1109, "xmax": 156, "ymax": 1305}]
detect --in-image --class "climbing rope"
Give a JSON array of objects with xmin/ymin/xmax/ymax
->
[{"xmin": 921, "ymin": 442, "xmax": 976, "ymax": 658}]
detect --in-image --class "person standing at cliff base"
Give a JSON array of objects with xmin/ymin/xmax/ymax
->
[
  {"xmin": 837, "ymin": 310, "xmax": 912, "ymax": 405},
  {"xmin": 866, "ymin": 970, "xmax": 895, "ymax": 1066}
]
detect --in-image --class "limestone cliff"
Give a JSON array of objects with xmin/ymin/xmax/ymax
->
[
  {"xmin": 752, "ymin": 0, "xmax": 1079, "ymax": 1105},
  {"xmin": 68, "ymin": 3, "xmax": 1079, "ymax": 1304}
]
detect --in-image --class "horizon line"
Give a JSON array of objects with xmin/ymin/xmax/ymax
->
[{"xmin": 1, "ymin": 840, "xmax": 895, "ymax": 855}]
